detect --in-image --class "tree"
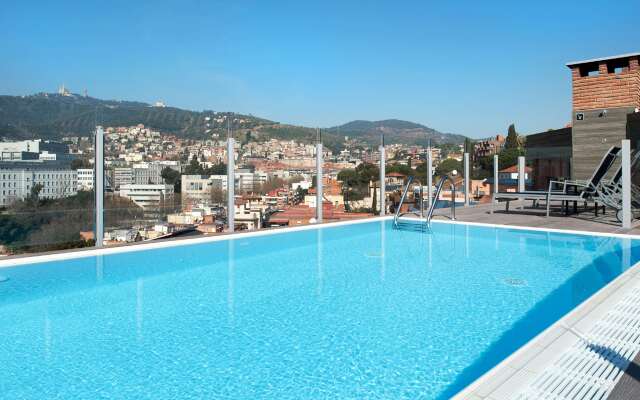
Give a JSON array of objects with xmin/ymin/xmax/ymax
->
[
  {"xmin": 387, "ymin": 164, "xmax": 412, "ymax": 176},
  {"xmin": 434, "ymin": 158, "xmax": 463, "ymax": 177},
  {"xmin": 184, "ymin": 155, "xmax": 204, "ymax": 175},
  {"xmin": 259, "ymin": 177, "xmax": 286, "ymax": 194},
  {"xmin": 161, "ymin": 167, "xmax": 182, "ymax": 193},
  {"xmin": 70, "ymin": 158, "xmax": 92, "ymax": 170},
  {"xmin": 205, "ymin": 162, "xmax": 226, "ymax": 175},
  {"xmin": 337, "ymin": 163, "xmax": 379, "ymax": 206},
  {"xmin": 211, "ymin": 188, "xmax": 226, "ymax": 204},
  {"xmin": 505, "ymin": 123, "xmax": 520, "ymax": 149},
  {"xmin": 464, "ymin": 137, "xmax": 475, "ymax": 154},
  {"xmin": 498, "ymin": 147, "xmax": 524, "ymax": 168}
]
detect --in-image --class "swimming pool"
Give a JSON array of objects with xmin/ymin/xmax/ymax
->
[{"xmin": 0, "ymin": 219, "xmax": 639, "ymax": 399}]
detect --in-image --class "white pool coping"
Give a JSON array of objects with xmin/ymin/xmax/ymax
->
[
  {"xmin": 0, "ymin": 216, "xmax": 392, "ymax": 268},
  {"xmin": 452, "ymin": 242, "xmax": 640, "ymax": 399},
  {"xmin": 2, "ymin": 215, "xmax": 640, "ymax": 399}
]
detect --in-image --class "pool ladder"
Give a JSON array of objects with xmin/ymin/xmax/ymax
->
[{"xmin": 393, "ymin": 175, "xmax": 456, "ymax": 231}]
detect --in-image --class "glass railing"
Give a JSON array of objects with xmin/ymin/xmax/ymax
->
[
  {"xmin": 0, "ymin": 152, "xmax": 96, "ymax": 256},
  {"xmin": 2, "ymin": 122, "xmax": 639, "ymax": 259}
]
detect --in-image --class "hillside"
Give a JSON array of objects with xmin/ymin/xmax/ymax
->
[
  {"xmin": 0, "ymin": 93, "xmax": 465, "ymax": 149},
  {"xmin": 0, "ymin": 93, "xmax": 273, "ymax": 140},
  {"xmin": 328, "ymin": 119, "xmax": 466, "ymax": 146}
]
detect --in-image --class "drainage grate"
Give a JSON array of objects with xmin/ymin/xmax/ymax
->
[
  {"xmin": 503, "ymin": 278, "xmax": 528, "ymax": 287},
  {"xmin": 515, "ymin": 287, "xmax": 640, "ymax": 400}
]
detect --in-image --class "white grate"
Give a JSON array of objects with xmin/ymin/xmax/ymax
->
[{"xmin": 515, "ymin": 286, "xmax": 640, "ymax": 400}]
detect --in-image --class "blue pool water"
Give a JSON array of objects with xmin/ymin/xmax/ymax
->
[{"xmin": 1, "ymin": 220, "xmax": 639, "ymax": 399}]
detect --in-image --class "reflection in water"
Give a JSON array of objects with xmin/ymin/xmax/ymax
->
[
  {"xmin": 428, "ymin": 231, "xmax": 433, "ymax": 269},
  {"xmin": 317, "ymin": 229, "xmax": 323, "ymax": 297},
  {"xmin": 623, "ymin": 238, "xmax": 631, "ymax": 271},
  {"xmin": 494, "ymin": 228, "xmax": 499, "ymax": 251},
  {"xmin": 136, "ymin": 278, "xmax": 144, "ymax": 341},
  {"xmin": 380, "ymin": 221, "xmax": 385, "ymax": 281},
  {"xmin": 227, "ymin": 240, "xmax": 235, "ymax": 324},
  {"xmin": 96, "ymin": 255, "xmax": 103, "ymax": 283},
  {"xmin": 465, "ymin": 224, "xmax": 469, "ymax": 258},
  {"xmin": 43, "ymin": 304, "xmax": 51, "ymax": 360}
]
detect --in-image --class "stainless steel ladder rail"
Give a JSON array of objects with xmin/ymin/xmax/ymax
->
[
  {"xmin": 394, "ymin": 176, "xmax": 414, "ymax": 227},
  {"xmin": 426, "ymin": 175, "xmax": 456, "ymax": 224}
]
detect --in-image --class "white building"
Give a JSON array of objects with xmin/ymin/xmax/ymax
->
[
  {"xmin": 113, "ymin": 167, "xmax": 133, "ymax": 189},
  {"xmin": 235, "ymin": 169, "xmax": 268, "ymax": 193},
  {"xmin": 181, "ymin": 174, "xmax": 228, "ymax": 207},
  {"xmin": 77, "ymin": 168, "xmax": 94, "ymax": 191},
  {"xmin": 119, "ymin": 184, "xmax": 174, "ymax": 210},
  {"xmin": 0, "ymin": 161, "xmax": 77, "ymax": 206}
]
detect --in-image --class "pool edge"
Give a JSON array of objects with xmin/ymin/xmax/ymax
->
[{"xmin": 452, "ymin": 251, "xmax": 640, "ymax": 399}]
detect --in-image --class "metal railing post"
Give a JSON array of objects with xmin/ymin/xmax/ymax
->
[
  {"xmin": 227, "ymin": 137, "xmax": 235, "ymax": 232},
  {"xmin": 316, "ymin": 129, "xmax": 323, "ymax": 223},
  {"xmin": 622, "ymin": 139, "xmax": 632, "ymax": 229},
  {"xmin": 517, "ymin": 156, "xmax": 526, "ymax": 192},
  {"xmin": 95, "ymin": 126, "xmax": 104, "ymax": 247},
  {"xmin": 493, "ymin": 154, "xmax": 499, "ymax": 194},
  {"xmin": 451, "ymin": 182, "xmax": 456, "ymax": 220},
  {"xmin": 427, "ymin": 150, "xmax": 433, "ymax": 208},
  {"xmin": 379, "ymin": 136, "xmax": 385, "ymax": 216},
  {"xmin": 464, "ymin": 152, "xmax": 470, "ymax": 206},
  {"xmin": 420, "ymin": 184, "xmax": 424, "ymax": 218}
]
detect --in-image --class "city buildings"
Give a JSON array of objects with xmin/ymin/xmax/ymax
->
[
  {"xmin": 119, "ymin": 184, "xmax": 174, "ymax": 210},
  {"xmin": 474, "ymin": 135, "xmax": 505, "ymax": 158},
  {"xmin": 77, "ymin": 168, "xmax": 94, "ymax": 191},
  {"xmin": 0, "ymin": 161, "xmax": 77, "ymax": 206}
]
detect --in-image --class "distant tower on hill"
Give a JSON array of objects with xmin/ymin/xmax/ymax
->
[{"xmin": 58, "ymin": 84, "xmax": 71, "ymax": 96}]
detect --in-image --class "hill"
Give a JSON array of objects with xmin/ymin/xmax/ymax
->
[
  {"xmin": 0, "ymin": 93, "xmax": 465, "ymax": 149},
  {"xmin": 328, "ymin": 119, "xmax": 466, "ymax": 146},
  {"xmin": 0, "ymin": 93, "xmax": 273, "ymax": 140}
]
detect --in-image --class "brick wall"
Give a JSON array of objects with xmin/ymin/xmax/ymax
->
[{"xmin": 570, "ymin": 56, "xmax": 640, "ymax": 111}]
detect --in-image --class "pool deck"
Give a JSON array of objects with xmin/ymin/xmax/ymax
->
[
  {"xmin": 442, "ymin": 203, "xmax": 640, "ymax": 400},
  {"xmin": 431, "ymin": 201, "xmax": 640, "ymax": 235}
]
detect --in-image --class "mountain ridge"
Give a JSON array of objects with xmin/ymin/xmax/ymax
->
[{"xmin": 0, "ymin": 92, "xmax": 466, "ymax": 146}]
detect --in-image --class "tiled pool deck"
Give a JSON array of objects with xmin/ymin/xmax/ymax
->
[{"xmin": 439, "ymin": 203, "xmax": 640, "ymax": 399}]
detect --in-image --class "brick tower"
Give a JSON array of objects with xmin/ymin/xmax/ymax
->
[{"xmin": 566, "ymin": 53, "xmax": 640, "ymax": 180}]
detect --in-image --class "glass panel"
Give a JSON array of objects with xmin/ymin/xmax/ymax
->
[{"xmin": 0, "ymin": 136, "xmax": 95, "ymax": 255}]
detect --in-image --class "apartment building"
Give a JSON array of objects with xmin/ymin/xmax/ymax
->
[
  {"xmin": 0, "ymin": 161, "xmax": 77, "ymax": 206},
  {"xmin": 474, "ymin": 135, "xmax": 505, "ymax": 158},
  {"xmin": 119, "ymin": 184, "xmax": 174, "ymax": 210},
  {"xmin": 181, "ymin": 174, "xmax": 228, "ymax": 207},
  {"xmin": 77, "ymin": 168, "xmax": 94, "ymax": 191}
]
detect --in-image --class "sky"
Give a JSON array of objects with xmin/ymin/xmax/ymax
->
[{"xmin": 1, "ymin": 1, "xmax": 639, "ymax": 138}]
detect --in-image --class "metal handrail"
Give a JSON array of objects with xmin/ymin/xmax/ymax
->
[
  {"xmin": 394, "ymin": 176, "xmax": 414, "ymax": 227},
  {"xmin": 426, "ymin": 175, "xmax": 456, "ymax": 224}
]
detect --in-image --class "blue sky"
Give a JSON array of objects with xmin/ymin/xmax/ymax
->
[{"xmin": 1, "ymin": 1, "xmax": 638, "ymax": 138}]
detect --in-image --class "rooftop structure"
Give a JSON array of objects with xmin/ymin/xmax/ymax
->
[{"xmin": 567, "ymin": 52, "xmax": 640, "ymax": 179}]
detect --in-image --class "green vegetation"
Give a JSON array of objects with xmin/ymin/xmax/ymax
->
[
  {"xmin": 505, "ymin": 123, "xmax": 519, "ymax": 149},
  {"xmin": 433, "ymin": 158, "xmax": 463, "ymax": 177},
  {"xmin": 337, "ymin": 163, "xmax": 379, "ymax": 210},
  {"xmin": 0, "ymin": 94, "xmax": 272, "ymax": 140},
  {"xmin": 0, "ymin": 94, "xmax": 466, "ymax": 148},
  {"xmin": 327, "ymin": 119, "xmax": 467, "ymax": 147},
  {"xmin": 0, "ymin": 191, "xmax": 143, "ymax": 254},
  {"xmin": 161, "ymin": 167, "xmax": 182, "ymax": 193},
  {"xmin": 258, "ymin": 125, "xmax": 344, "ymax": 152}
]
